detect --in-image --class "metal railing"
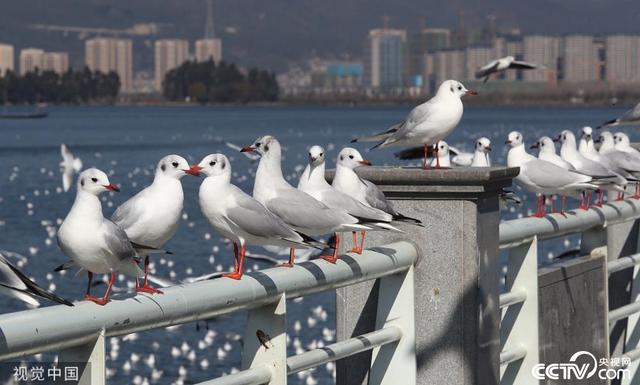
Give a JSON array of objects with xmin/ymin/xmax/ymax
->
[
  {"xmin": 497, "ymin": 198, "xmax": 640, "ymax": 385},
  {"xmin": 0, "ymin": 241, "xmax": 418, "ymax": 385}
]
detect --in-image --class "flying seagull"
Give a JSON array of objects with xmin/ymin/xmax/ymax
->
[{"xmin": 475, "ymin": 56, "xmax": 539, "ymax": 83}]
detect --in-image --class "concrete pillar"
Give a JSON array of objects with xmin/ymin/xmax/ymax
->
[{"xmin": 328, "ymin": 167, "xmax": 517, "ymax": 385}]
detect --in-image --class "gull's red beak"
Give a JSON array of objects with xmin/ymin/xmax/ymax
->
[
  {"xmin": 529, "ymin": 143, "xmax": 539, "ymax": 149},
  {"xmin": 184, "ymin": 165, "xmax": 203, "ymax": 177},
  {"xmin": 465, "ymin": 90, "xmax": 478, "ymax": 95},
  {"xmin": 240, "ymin": 146, "xmax": 255, "ymax": 153},
  {"xmin": 358, "ymin": 160, "xmax": 372, "ymax": 166},
  {"xmin": 103, "ymin": 183, "xmax": 120, "ymax": 192},
  {"xmin": 504, "ymin": 139, "xmax": 512, "ymax": 144}
]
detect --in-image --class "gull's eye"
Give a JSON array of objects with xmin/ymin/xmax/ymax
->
[
  {"xmin": 340, "ymin": 155, "xmax": 344, "ymax": 161},
  {"xmin": 440, "ymin": 145, "xmax": 444, "ymax": 149},
  {"xmin": 255, "ymin": 143, "xmax": 261, "ymax": 148},
  {"xmin": 458, "ymin": 86, "xmax": 462, "ymax": 90},
  {"xmin": 172, "ymin": 162, "xmax": 179, "ymax": 168},
  {"xmin": 349, "ymin": 155, "xmax": 354, "ymax": 159},
  {"xmin": 91, "ymin": 177, "xmax": 98, "ymax": 183},
  {"xmin": 319, "ymin": 153, "xmax": 323, "ymax": 156},
  {"xmin": 209, "ymin": 161, "xmax": 216, "ymax": 166}
]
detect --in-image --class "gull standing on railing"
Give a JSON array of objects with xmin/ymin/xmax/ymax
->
[
  {"xmin": 351, "ymin": 79, "xmax": 477, "ymax": 169},
  {"xmin": 0, "ymin": 253, "xmax": 73, "ymax": 306},
  {"xmin": 57, "ymin": 168, "xmax": 145, "ymax": 305},
  {"xmin": 193, "ymin": 153, "xmax": 326, "ymax": 278},
  {"xmin": 506, "ymin": 131, "xmax": 597, "ymax": 216},
  {"xmin": 597, "ymin": 131, "xmax": 640, "ymax": 198},
  {"xmin": 241, "ymin": 136, "xmax": 373, "ymax": 266},
  {"xmin": 111, "ymin": 155, "xmax": 198, "ymax": 294},
  {"xmin": 297, "ymin": 145, "xmax": 401, "ymax": 258},
  {"xmin": 530, "ymin": 135, "xmax": 574, "ymax": 211},
  {"xmin": 331, "ymin": 148, "xmax": 423, "ymax": 225},
  {"xmin": 557, "ymin": 129, "xmax": 626, "ymax": 206}
]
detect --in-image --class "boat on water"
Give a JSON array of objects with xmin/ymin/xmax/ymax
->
[{"xmin": 0, "ymin": 111, "xmax": 48, "ymax": 119}]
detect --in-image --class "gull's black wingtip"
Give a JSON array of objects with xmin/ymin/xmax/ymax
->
[{"xmin": 350, "ymin": 138, "xmax": 358, "ymax": 143}]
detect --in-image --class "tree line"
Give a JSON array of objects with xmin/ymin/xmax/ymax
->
[
  {"xmin": 0, "ymin": 68, "xmax": 120, "ymax": 104},
  {"xmin": 162, "ymin": 59, "xmax": 279, "ymax": 103}
]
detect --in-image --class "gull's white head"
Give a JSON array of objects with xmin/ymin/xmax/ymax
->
[
  {"xmin": 505, "ymin": 55, "xmax": 515, "ymax": 62},
  {"xmin": 581, "ymin": 126, "xmax": 594, "ymax": 142},
  {"xmin": 77, "ymin": 168, "xmax": 119, "ymax": 195},
  {"xmin": 598, "ymin": 131, "xmax": 615, "ymax": 150},
  {"xmin": 242, "ymin": 135, "xmax": 280, "ymax": 157},
  {"xmin": 505, "ymin": 131, "xmax": 524, "ymax": 148},
  {"xmin": 437, "ymin": 80, "xmax": 478, "ymax": 99},
  {"xmin": 195, "ymin": 154, "xmax": 230, "ymax": 178},
  {"xmin": 557, "ymin": 130, "xmax": 577, "ymax": 146},
  {"xmin": 614, "ymin": 132, "xmax": 631, "ymax": 147},
  {"xmin": 336, "ymin": 147, "xmax": 371, "ymax": 170},
  {"xmin": 308, "ymin": 145, "xmax": 326, "ymax": 168},
  {"xmin": 531, "ymin": 136, "xmax": 557, "ymax": 155},
  {"xmin": 435, "ymin": 140, "xmax": 450, "ymax": 155},
  {"xmin": 476, "ymin": 137, "xmax": 491, "ymax": 153},
  {"xmin": 156, "ymin": 154, "xmax": 194, "ymax": 179}
]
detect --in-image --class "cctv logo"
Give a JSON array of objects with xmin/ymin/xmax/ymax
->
[{"xmin": 532, "ymin": 351, "xmax": 630, "ymax": 380}]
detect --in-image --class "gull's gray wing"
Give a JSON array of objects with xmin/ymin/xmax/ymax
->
[
  {"xmin": 607, "ymin": 152, "xmax": 640, "ymax": 173},
  {"xmin": 361, "ymin": 179, "xmax": 397, "ymax": 215},
  {"xmin": 103, "ymin": 220, "xmax": 137, "ymax": 261},
  {"xmin": 319, "ymin": 188, "xmax": 392, "ymax": 222},
  {"xmin": 0, "ymin": 254, "xmax": 28, "ymax": 291},
  {"xmin": 227, "ymin": 186, "xmax": 301, "ymax": 240},
  {"xmin": 579, "ymin": 157, "xmax": 618, "ymax": 177},
  {"xmin": 265, "ymin": 188, "xmax": 356, "ymax": 230},
  {"xmin": 475, "ymin": 60, "xmax": 500, "ymax": 78},
  {"xmin": 509, "ymin": 61, "xmax": 538, "ymax": 70},
  {"xmin": 621, "ymin": 102, "xmax": 640, "ymax": 123},
  {"xmin": 525, "ymin": 160, "xmax": 590, "ymax": 187}
]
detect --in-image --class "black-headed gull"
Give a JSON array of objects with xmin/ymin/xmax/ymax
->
[
  {"xmin": 241, "ymin": 136, "xmax": 373, "ymax": 265},
  {"xmin": 428, "ymin": 141, "xmax": 452, "ymax": 168},
  {"xmin": 598, "ymin": 101, "xmax": 640, "ymax": 128},
  {"xmin": 57, "ymin": 168, "xmax": 144, "ymax": 305},
  {"xmin": 351, "ymin": 79, "xmax": 476, "ymax": 169},
  {"xmin": 331, "ymin": 148, "xmax": 422, "ymax": 225},
  {"xmin": 470, "ymin": 137, "xmax": 492, "ymax": 167},
  {"xmin": 0, "ymin": 253, "xmax": 73, "ymax": 306},
  {"xmin": 474, "ymin": 56, "xmax": 539, "ymax": 83},
  {"xmin": 530, "ymin": 136, "xmax": 574, "ymax": 170},
  {"xmin": 506, "ymin": 131, "xmax": 596, "ymax": 216},
  {"xmin": 297, "ymin": 145, "xmax": 399, "ymax": 258},
  {"xmin": 193, "ymin": 153, "xmax": 326, "ymax": 278},
  {"xmin": 394, "ymin": 137, "xmax": 492, "ymax": 167},
  {"xmin": 60, "ymin": 144, "xmax": 83, "ymax": 192},
  {"xmin": 613, "ymin": 132, "xmax": 640, "ymax": 157},
  {"xmin": 597, "ymin": 132, "xmax": 640, "ymax": 198},
  {"xmin": 111, "ymin": 155, "xmax": 197, "ymax": 293}
]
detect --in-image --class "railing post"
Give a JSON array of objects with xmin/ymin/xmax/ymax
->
[
  {"xmin": 328, "ymin": 167, "xmax": 517, "ymax": 385},
  {"xmin": 58, "ymin": 328, "xmax": 105, "ymax": 385},
  {"xmin": 500, "ymin": 237, "xmax": 539, "ymax": 385},
  {"xmin": 369, "ymin": 266, "xmax": 416, "ymax": 385},
  {"xmin": 623, "ymin": 262, "xmax": 640, "ymax": 384},
  {"xmin": 241, "ymin": 293, "xmax": 287, "ymax": 385}
]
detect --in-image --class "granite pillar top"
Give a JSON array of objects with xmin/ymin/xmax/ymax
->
[{"xmin": 326, "ymin": 166, "xmax": 519, "ymax": 196}]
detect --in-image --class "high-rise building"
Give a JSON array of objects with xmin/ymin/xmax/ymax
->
[
  {"xmin": 426, "ymin": 49, "xmax": 465, "ymax": 91},
  {"xmin": 195, "ymin": 39, "xmax": 222, "ymax": 63},
  {"xmin": 0, "ymin": 43, "xmax": 14, "ymax": 76},
  {"xmin": 365, "ymin": 28, "xmax": 407, "ymax": 89},
  {"xmin": 465, "ymin": 46, "xmax": 494, "ymax": 81},
  {"xmin": 154, "ymin": 39, "xmax": 189, "ymax": 92},
  {"xmin": 523, "ymin": 36, "xmax": 561, "ymax": 83},
  {"xmin": 43, "ymin": 52, "xmax": 69, "ymax": 75},
  {"xmin": 408, "ymin": 28, "xmax": 451, "ymax": 85},
  {"xmin": 19, "ymin": 48, "xmax": 45, "ymax": 75},
  {"xmin": 605, "ymin": 35, "xmax": 640, "ymax": 84},
  {"xmin": 85, "ymin": 38, "xmax": 133, "ymax": 93},
  {"xmin": 562, "ymin": 35, "xmax": 599, "ymax": 83}
]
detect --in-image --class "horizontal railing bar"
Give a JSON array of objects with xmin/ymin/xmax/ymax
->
[
  {"xmin": 0, "ymin": 241, "xmax": 418, "ymax": 361},
  {"xmin": 609, "ymin": 301, "xmax": 640, "ymax": 324},
  {"xmin": 195, "ymin": 365, "xmax": 272, "ymax": 385},
  {"xmin": 608, "ymin": 253, "xmax": 640, "ymax": 274},
  {"xmin": 499, "ymin": 200, "xmax": 640, "ymax": 249},
  {"xmin": 500, "ymin": 346, "xmax": 527, "ymax": 366},
  {"xmin": 615, "ymin": 347, "xmax": 640, "ymax": 368},
  {"xmin": 499, "ymin": 290, "xmax": 527, "ymax": 308},
  {"xmin": 287, "ymin": 325, "xmax": 402, "ymax": 374}
]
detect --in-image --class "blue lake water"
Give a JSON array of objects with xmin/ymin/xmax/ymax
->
[{"xmin": 0, "ymin": 104, "xmax": 632, "ymax": 384}]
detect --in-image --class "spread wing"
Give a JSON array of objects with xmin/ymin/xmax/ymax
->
[
  {"xmin": 227, "ymin": 186, "xmax": 301, "ymax": 240},
  {"xmin": 621, "ymin": 102, "xmax": 640, "ymax": 122},
  {"xmin": 509, "ymin": 60, "xmax": 538, "ymax": 70},
  {"xmin": 475, "ymin": 60, "xmax": 500, "ymax": 78}
]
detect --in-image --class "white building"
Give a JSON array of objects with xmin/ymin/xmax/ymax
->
[
  {"xmin": 85, "ymin": 38, "xmax": 134, "ymax": 93},
  {"xmin": 365, "ymin": 28, "xmax": 407, "ymax": 89},
  {"xmin": 465, "ymin": 46, "xmax": 494, "ymax": 81},
  {"xmin": 426, "ymin": 50, "xmax": 465, "ymax": 90},
  {"xmin": 523, "ymin": 36, "xmax": 561, "ymax": 83},
  {"xmin": 605, "ymin": 35, "xmax": 640, "ymax": 84},
  {"xmin": 154, "ymin": 39, "xmax": 189, "ymax": 92},
  {"xmin": 19, "ymin": 48, "xmax": 45, "ymax": 75},
  {"xmin": 563, "ymin": 35, "xmax": 599, "ymax": 83},
  {"xmin": 0, "ymin": 44, "xmax": 14, "ymax": 76},
  {"xmin": 43, "ymin": 52, "xmax": 69, "ymax": 75},
  {"xmin": 195, "ymin": 38, "xmax": 222, "ymax": 63}
]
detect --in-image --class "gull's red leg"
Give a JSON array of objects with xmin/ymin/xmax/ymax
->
[
  {"xmin": 422, "ymin": 144, "xmax": 429, "ymax": 169},
  {"xmin": 595, "ymin": 191, "xmax": 603, "ymax": 207},
  {"xmin": 321, "ymin": 233, "xmax": 340, "ymax": 264},
  {"xmin": 435, "ymin": 146, "xmax": 441, "ymax": 169},
  {"xmin": 350, "ymin": 231, "xmax": 364, "ymax": 254},
  {"xmin": 560, "ymin": 194, "xmax": 567, "ymax": 217},
  {"xmin": 278, "ymin": 248, "xmax": 296, "ymax": 268},
  {"xmin": 550, "ymin": 195, "xmax": 556, "ymax": 213},
  {"xmin": 225, "ymin": 244, "xmax": 245, "ymax": 280},
  {"xmin": 359, "ymin": 231, "xmax": 365, "ymax": 253},
  {"xmin": 83, "ymin": 271, "xmax": 93, "ymax": 299},
  {"xmin": 86, "ymin": 272, "xmax": 115, "ymax": 306},
  {"xmin": 136, "ymin": 256, "xmax": 163, "ymax": 294}
]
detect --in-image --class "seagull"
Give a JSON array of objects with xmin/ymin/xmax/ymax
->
[
  {"xmin": 475, "ymin": 56, "xmax": 539, "ymax": 83},
  {"xmin": 241, "ymin": 136, "xmax": 373, "ymax": 265},
  {"xmin": 60, "ymin": 144, "xmax": 83, "ymax": 192},
  {"xmin": 351, "ymin": 79, "xmax": 477, "ymax": 169},
  {"xmin": 0, "ymin": 253, "xmax": 73, "ymax": 306},
  {"xmin": 297, "ymin": 145, "xmax": 400, "ymax": 258},
  {"xmin": 394, "ymin": 137, "xmax": 491, "ymax": 167},
  {"xmin": 428, "ymin": 141, "xmax": 452, "ymax": 168},
  {"xmin": 530, "ymin": 136, "xmax": 574, "ymax": 170},
  {"xmin": 57, "ymin": 168, "xmax": 145, "ymax": 305},
  {"xmin": 598, "ymin": 101, "xmax": 640, "ymax": 128},
  {"xmin": 193, "ymin": 153, "xmax": 326, "ymax": 278},
  {"xmin": 557, "ymin": 129, "xmax": 626, "ymax": 206},
  {"xmin": 613, "ymin": 132, "xmax": 640, "ymax": 157},
  {"xmin": 224, "ymin": 142, "xmax": 260, "ymax": 163},
  {"xmin": 331, "ymin": 147, "xmax": 423, "ymax": 225},
  {"xmin": 597, "ymin": 131, "xmax": 640, "ymax": 198},
  {"xmin": 111, "ymin": 155, "xmax": 197, "ymax": 293},
  {"xmin": 506, "ymin": 131, "xmax": 597, "ymax": 216},
  {"xmin": 470, "ymin": 137, "xmax": 492, "ymax": 167}
]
